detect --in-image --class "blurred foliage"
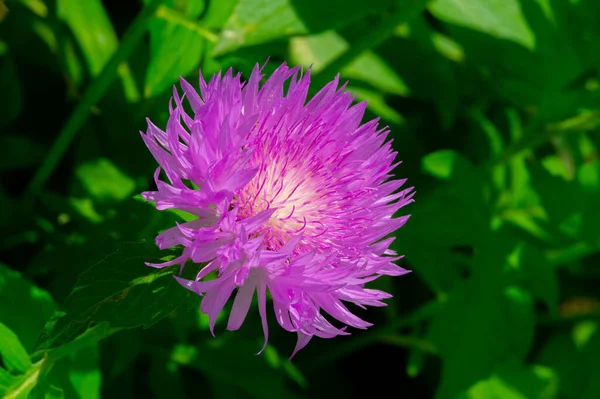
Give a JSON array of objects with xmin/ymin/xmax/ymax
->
[{"xmin": 1, "ymin": 0, "xmax": 600, "ymax": 398}]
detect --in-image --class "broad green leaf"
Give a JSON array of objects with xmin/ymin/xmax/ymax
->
[
  {"xmin": 145, "ymin": 1, "xmax": 207, "ymax": 97},
  {"xmin": 0, "ymin": 264, "xmax": 56, "ymax": 353},
  {"xmin": 464, "ymin": 360, "xmax": 558, "ymax": 399},
  {"xmin": 429, "ymin": 0, "xmax": 535, "ymax": 50},
  {"xmin": 76, "ymin": 158, "xmax": 135, "ymax": 202},
  {"xmin": 0, "ymin": 324, "xmax": 31, "ymax": 373},
  {"xmin": 213, "ymin": 0, "xmax": 308, "ymax": 55},
  {"xmin": 35, "ymin": 241, "xmax": 191, "ymax": 351}
]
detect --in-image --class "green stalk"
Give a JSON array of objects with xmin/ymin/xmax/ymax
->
[{"xmin": 24, "ymin": 0, "xmax": 164, "ymax": 202}]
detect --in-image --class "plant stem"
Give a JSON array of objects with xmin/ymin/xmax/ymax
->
[{"xmin": 23, "ymin": 0, "xmax": 163, "ymax": 203}]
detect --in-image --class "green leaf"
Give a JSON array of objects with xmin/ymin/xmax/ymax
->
[
  {"xmin": 35, "ymin": 241, "xmax": 191, "ymax": 351},
  {"xmin": 0, "ymin": 264, "xmax": 57, "ymax": 353},
  {"xmin": 202, "ymin": 0, "xmax": 237, "ymax": 28},
  {"xmin": 0, "ymin": 324, "xmax": 31, "ymax": 373},
  {"xmin": 76, "ymin": 158, "xmax": 136, "ymax": 202},
  {"xmin": 56, "ymin": 0, "xmax": 139, "ymax": 101},
  {"xmin": 57, "ymin": 0, "xmax": 118, "ymax": 76},
  {"xmin": 464, "ymin": 360, "xmax": 558, "ymax": 399},
  {"xmin": 290, "ymin": 30, "xmax": 409, "ymax": 96},
  {"xmin": 68, "ymin": 344, "xmax": 101, "ymax": 399},
  {"xmin": 145, "ymin": 2, "xmax": 207, "ymax": 97},
  {"xmin": 429, "ymin": 236, "xmax": 535, "ymax": 399},
  {"xmin": 31, "ymin": 341, "xmax": 102, "ymax": 399},
  {"xmin": 422, "ymin": 150, "xmax": 471, "ymax": 180},
  {"xmin": 0, "ymin": 359, "xmax": 45, "ymax": 399},
  {"xmin": 213, "ymin": 0, "xmax": 308, "ymax": 55},
  {"xmin": 429, "ymin": 0, "xmax": 535, "ymax": 50}
]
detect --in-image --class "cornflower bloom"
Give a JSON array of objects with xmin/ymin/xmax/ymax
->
[{"xmin": 141, "ymin": 62, "xmax": 414, "ymax": 356}]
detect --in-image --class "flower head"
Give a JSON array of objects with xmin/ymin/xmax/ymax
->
[{"xmin": 141, "ymin": 62, "xmax": 414, "ymax": 356}]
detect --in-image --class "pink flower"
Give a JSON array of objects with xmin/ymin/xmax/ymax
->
[{"xmin": 141, "ymin": 62, "xmax": 414, "ymax": 357}]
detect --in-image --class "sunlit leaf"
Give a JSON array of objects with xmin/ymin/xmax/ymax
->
[
  {"xmin": 214, "ymin": 0, "xmax": 307, "ymax": 55},
  {"xmin": 76, "ymin": 158, "xmax": 136, "ymax": 203},
  {"xmin": 57, "ymin": 0, "xmax": 118, "ymax": 76},
  {"xmin": 465, "ymin": 360, "xmax": 558, "ymax": 399},
  {"xmin": 429, "ymin": 0, "xmax": 535, "ymax": 50}
]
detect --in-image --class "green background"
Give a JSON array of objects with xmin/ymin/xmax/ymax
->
[{"xmin": 1, "ymin": 0, "xmax": 600, "ymax": 397}]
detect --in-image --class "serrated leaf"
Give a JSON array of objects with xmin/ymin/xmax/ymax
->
[{"xmin": 35, "ymin": 241, "xmax": 190, "ymax": 351}]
